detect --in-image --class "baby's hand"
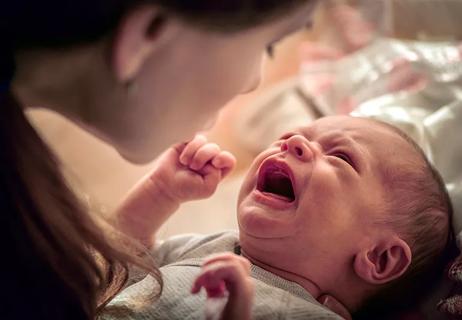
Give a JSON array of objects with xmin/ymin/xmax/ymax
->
[
  {"xmin": 152, "ymin": 134, "xmax": 236, "ymax": 203},
  {"xmin": 112, "ymin": 135, "xmax": 235, "ymax": 247},
  {"xmin": 192, "ymin": 253, "xmax": 254, "ymax": 320}
]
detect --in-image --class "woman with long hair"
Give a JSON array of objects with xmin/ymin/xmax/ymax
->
[{"xmin": 0, "ymin": 1, "xmax": 319, "ymax": 318}]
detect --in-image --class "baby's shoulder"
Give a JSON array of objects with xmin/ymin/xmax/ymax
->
[{"xmin": 156, "ymin": 230, "xmax": 239, "ymax": 265}]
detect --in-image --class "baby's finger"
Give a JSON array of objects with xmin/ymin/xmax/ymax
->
[
  {"xmin": 170, "ymin": 141, "xmax": 188, "ymax": 155},
  {"xmin": 199, "ymin": 164, "xmax": 221, "ymax": 194},
  {"xmin": 191, "ymin": 272, "xmax": 220, "ymax": 295},
  {"xmin": 206, "ymin": 261, "xmax": 250, "ymax": 296},
  {"xmin": 193, "ymin": 261, "xmax": 245, "ymax": 293},
  {"xmin": 190, "ymin": 143, "xmax": 221, "ymax": 171},
  {"xmin": 211, "ymin": 151, "xmax": 236, "ymax": 178},
  {"xmin": 179, "ymin": 134, "xmax": 207, "ymax": 166},
  {"xmin": 192, "ymin": 267, "xmax": 227, "ymax": 298},
  {"xmin": 192, "ymin": 261, "xmax": 227, "ymax": 294},
  {"xmin": 202, "ymin": 253, "xmax": 251, "ymax": 273}
]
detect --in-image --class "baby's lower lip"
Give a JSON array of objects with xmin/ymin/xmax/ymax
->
[{"xmin": 252, "ymin": 190, "xmax": 295, "ymax": 210}]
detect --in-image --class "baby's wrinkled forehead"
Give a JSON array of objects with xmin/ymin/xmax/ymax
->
[
  {"xmin": 298, "ymin": 116, "xmax": 397, "ymax": 142},
  {"xmin": 299, "ymin": 116, "xmax": 421, "ymax": 167}
]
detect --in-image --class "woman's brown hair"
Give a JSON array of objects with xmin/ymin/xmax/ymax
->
[{"xmin": 0, "ymin": 0, "xmax": 311, "ymax": 319}]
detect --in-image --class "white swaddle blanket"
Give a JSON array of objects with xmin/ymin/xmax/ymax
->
[{"xmin": 350, "ymin": 39, "xmax": 462, "ymax": 237}]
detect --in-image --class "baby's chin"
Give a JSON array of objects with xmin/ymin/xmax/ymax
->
[{"xmin": 237, "ymin": 201, "xmax": 297, "ymax": 240}]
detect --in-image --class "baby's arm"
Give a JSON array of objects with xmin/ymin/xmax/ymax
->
[
  {"xmin": 192, "ymin": 253, "xmax": 254, "ymax": 320},
  {"xmin": 113, "ymin": 135, "xmax": 236, "ymax": 247}
]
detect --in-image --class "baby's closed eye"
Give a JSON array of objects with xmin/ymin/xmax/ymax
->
[{"xmin": 329, "ymin": 150, "xmax": 356, "ymax": 171}]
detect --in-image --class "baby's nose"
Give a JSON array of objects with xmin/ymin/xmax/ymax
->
[{"xmin": 281, "ymin": 135, "xmax": 314, "ymax": 162}]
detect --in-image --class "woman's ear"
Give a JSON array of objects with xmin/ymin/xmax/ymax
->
[
  {"xmin": 353, "ymin": 236, "xmax": 412, "ymax": 285},
  {"xmin": 111, "ymin": 6, "xmax": 173, "ymax": 83}
]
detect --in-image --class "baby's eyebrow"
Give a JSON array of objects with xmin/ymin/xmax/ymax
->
[
  {"xmin": 348, "ymin": 139, "xmax": 369, "ymax": 175},
  {"xmin": 322, "ymin": 132, "xmax": 369, "ymax": 174},
  {"xmin": 296, "ymin": 126, "xmax": 315, "ymax": 139}
]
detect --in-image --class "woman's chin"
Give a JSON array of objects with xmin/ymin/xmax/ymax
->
[{"xmin": 117, "ymin": 148, "xmax": 156, "ymax": 165}]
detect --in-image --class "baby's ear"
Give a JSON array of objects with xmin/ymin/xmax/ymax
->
[{"xmin": 353, "ymin": 236, "xmax": 412, "ymax": 285}]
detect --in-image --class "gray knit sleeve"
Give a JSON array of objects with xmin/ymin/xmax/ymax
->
[{"xmin": 153, "ymin": 233, "xmax": 205, "ymax": 266}]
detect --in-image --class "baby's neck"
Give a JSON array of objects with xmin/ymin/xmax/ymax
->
[{"xmin": 240, "ymin": 248, "xmax": 322, "ymax": 300}]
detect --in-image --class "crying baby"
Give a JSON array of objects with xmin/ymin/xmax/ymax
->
[{"xmin": 104, "ymin": 116, "xmax": 453, "ymax": 320}]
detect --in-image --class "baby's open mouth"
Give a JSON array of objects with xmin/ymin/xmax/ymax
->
[{"xmin": 257, "ymin": 160, "xmax": 296, "ymax": 203}]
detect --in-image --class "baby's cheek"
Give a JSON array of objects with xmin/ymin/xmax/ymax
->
[{"xmin": 237, "ymin": 176, "xmax": 254, "ymax": 204}]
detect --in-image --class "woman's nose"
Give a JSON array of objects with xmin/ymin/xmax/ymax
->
[{"xmin": 281, "ymin": 135, "xmax": 314, "ymax": 162}]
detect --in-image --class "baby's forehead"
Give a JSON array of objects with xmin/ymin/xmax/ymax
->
[
  {"xmin": 297, "ymin": 116, "xmax": 399, "ymax": 141},
  {"xmin": 295, "ymin": 116, "xmax": 420, "ymax": 163}
]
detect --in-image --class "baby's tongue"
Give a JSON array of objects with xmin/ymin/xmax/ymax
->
[
  {"xmin": 262, "ymin": 191, "xmax": 293, "ymax": 202},
  {"xmin": 263, "ymin": 172, "xmax": 294, "ymax": 202}
]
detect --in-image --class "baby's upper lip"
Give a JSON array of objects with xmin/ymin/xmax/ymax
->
[{"xmin": 256, "ymin": 157, "xmax": 298, "ymax": 202}]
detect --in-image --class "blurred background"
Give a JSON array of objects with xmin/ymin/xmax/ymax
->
[{"xmin": 28, "ymin": 0, "xmax": 462, "ymax": 240}]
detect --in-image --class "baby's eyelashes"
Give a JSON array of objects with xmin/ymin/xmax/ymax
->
[
  {"xmin": 331, "ymin": 152, "xmax": 351, "ymax": 164},
  {"xmin": 329, "ymin": 151, "xmax": 357, "ymax": 172}
]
